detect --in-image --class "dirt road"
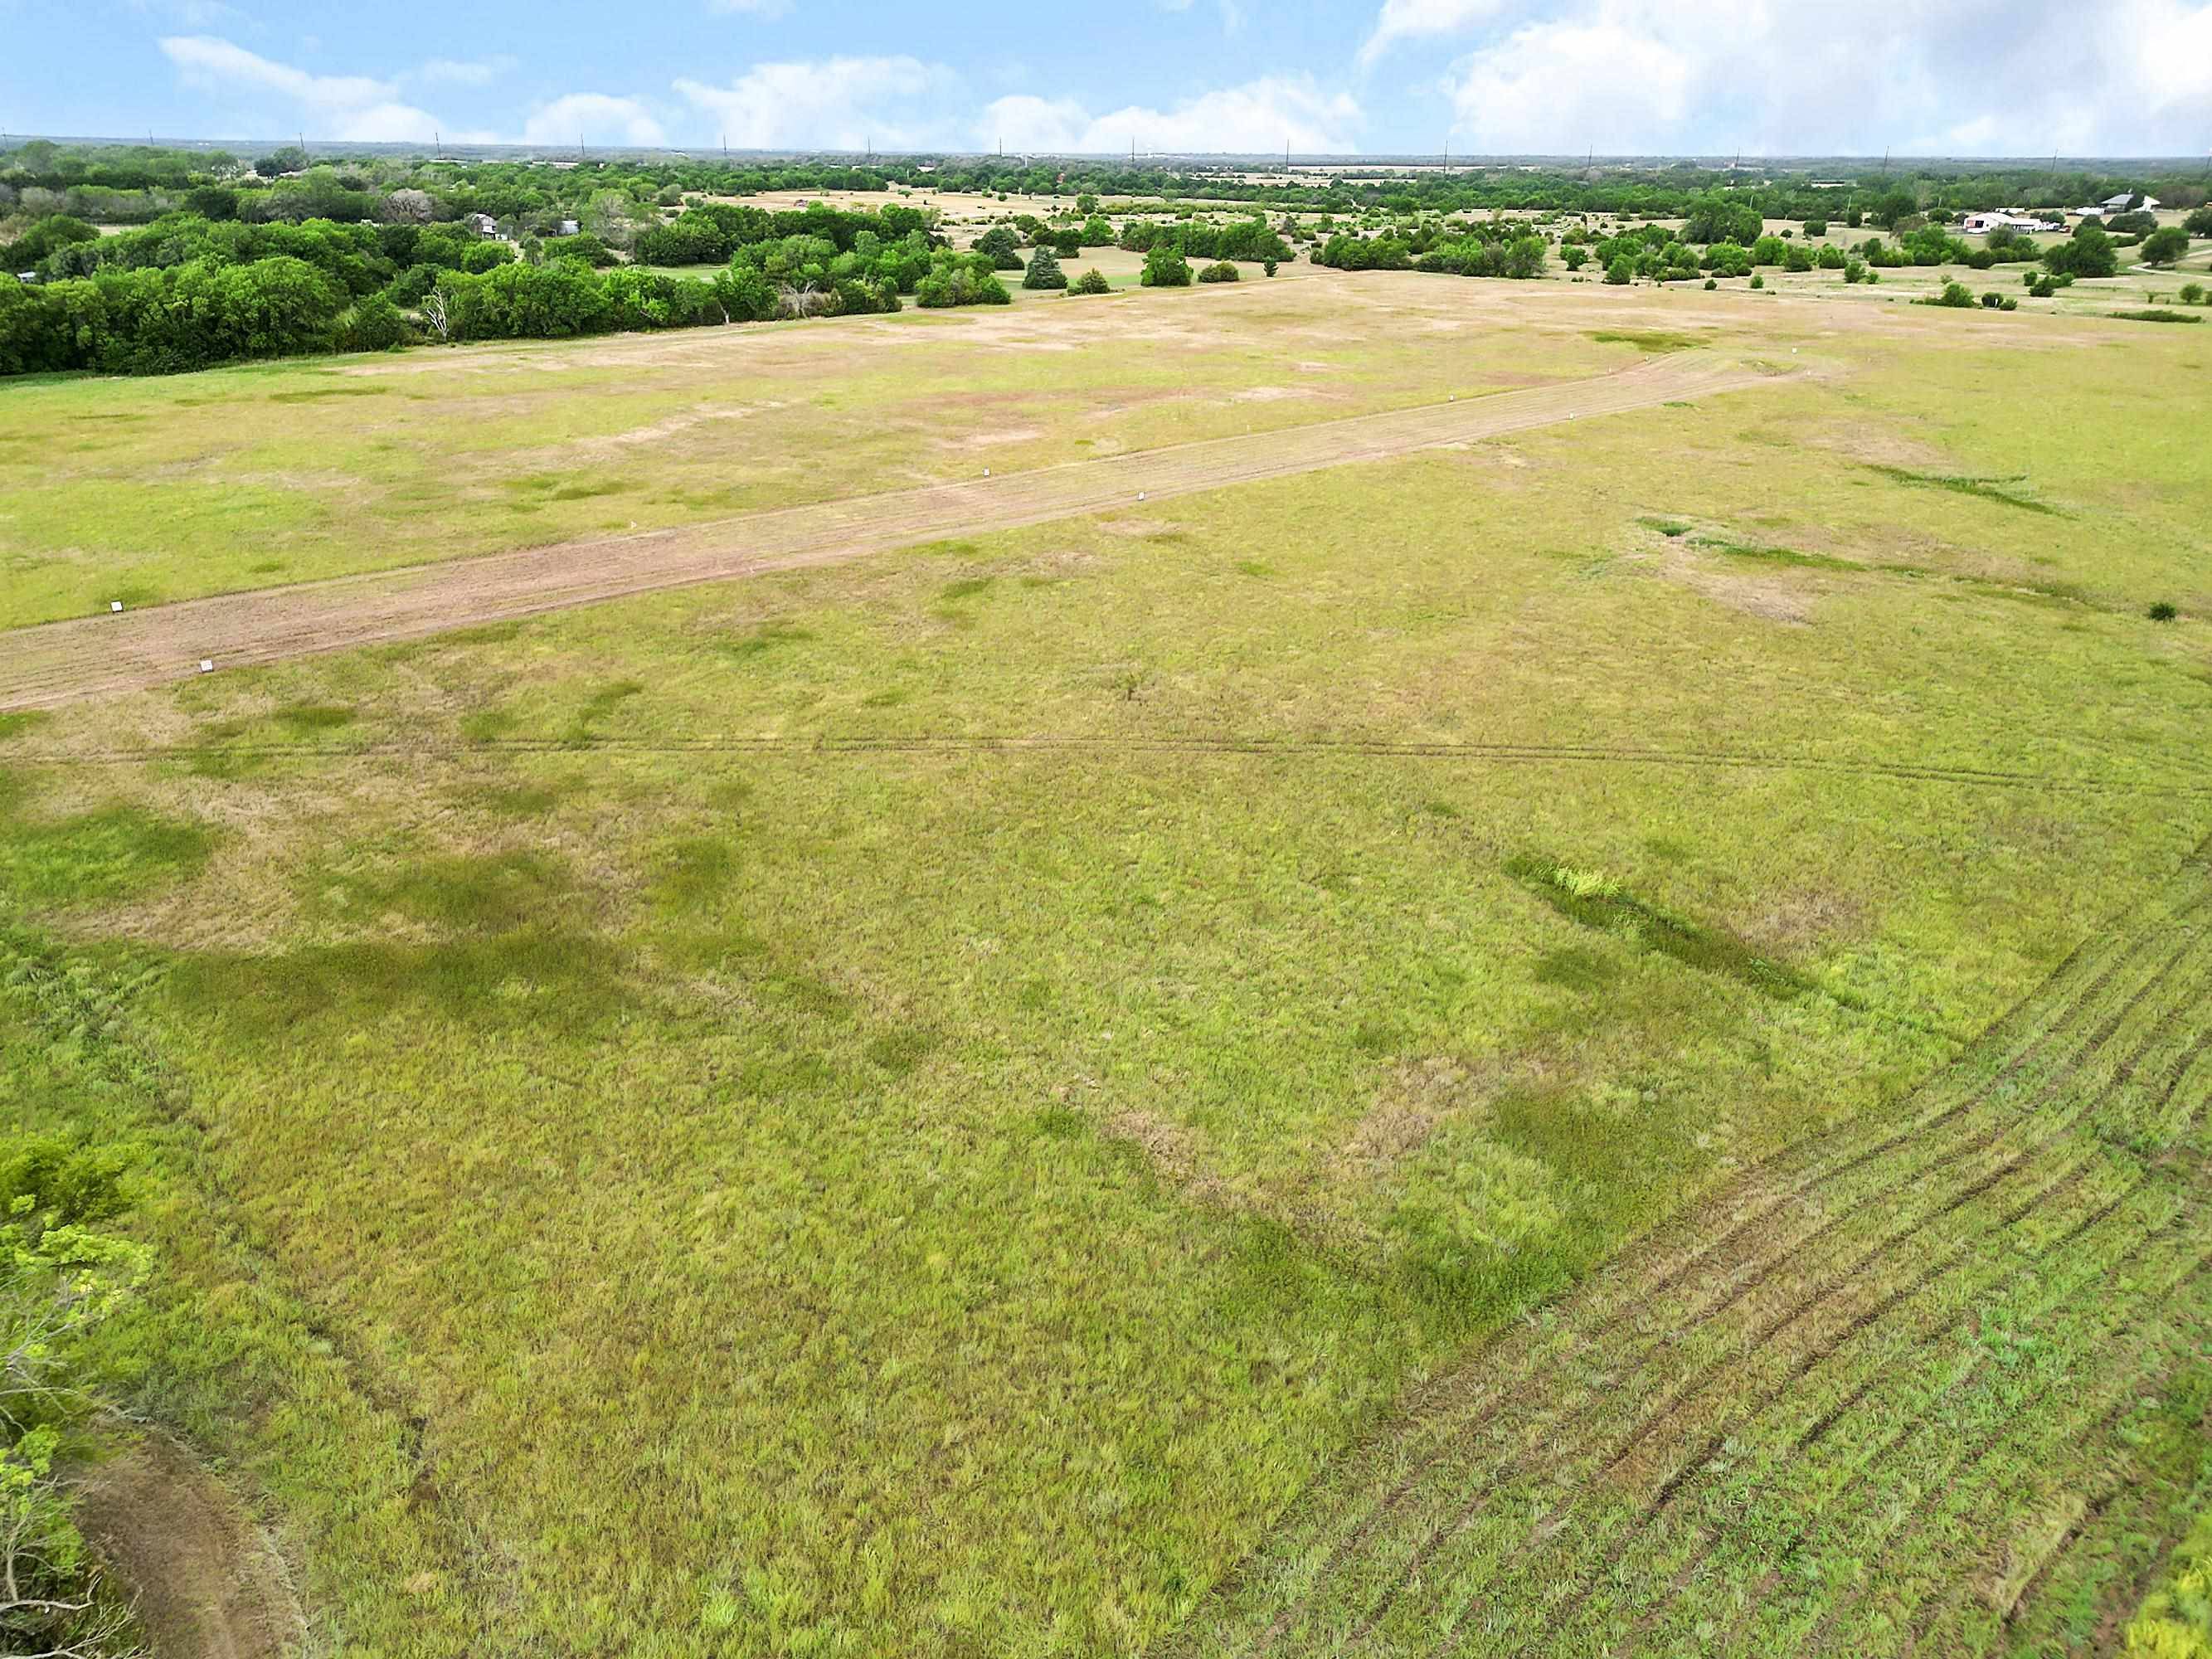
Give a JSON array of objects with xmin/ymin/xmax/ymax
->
[
  {"xmin": 74, "ymin": 1429, "xmax": 304, "ymax": 1659},
  {"xmin": 0, "ymin": 350, "xmax": 1767, "ymax": 712}
]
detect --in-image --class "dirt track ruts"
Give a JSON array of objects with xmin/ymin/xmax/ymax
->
[
  {"xmin": 0, "ymin": 350, "xmax": 1767, "ymax": 712},
  {"xmin": 1160, "ymin": 832, "xmax": 2212, "ymax": 1658}
]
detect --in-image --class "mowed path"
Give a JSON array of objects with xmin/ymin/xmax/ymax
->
[
  {"xmin": 0, "ymin": 351, "xmax": 1765, "ymax": 711},
  {"xmin": 1165, "ymin": 834, "xmax": 2212, "ymax": 1658}
]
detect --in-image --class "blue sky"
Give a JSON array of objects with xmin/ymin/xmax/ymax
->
[{"xmin": 8, "ymin": 0, "xmax": 2211, "ymax": 156}]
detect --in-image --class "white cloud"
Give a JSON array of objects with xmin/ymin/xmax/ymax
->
[
  {"xmin": 983, "ymin": 75, "xmax": 1363, "ymax": 154},
  {"xmin": 675, "ymin": 56, "xmax": 962, "ymax": 149},
  {"xmin": 1410, "ymin": 0, "xmax": 2212, "ymax": 155},
  {"xmin": 1359, "ymin": 0, "xmax": 1505, "ymax": 66},
  {"xmin": 1446, "ymin": 13, "xmax": 1692, "ymax": 154},
  {"xmin": 158, "ymin": 34, "xmax": 449, "ymax": 142},
  {"xmin": 521, "ymin": 92, "xmax": 668, "ymax": 148}
]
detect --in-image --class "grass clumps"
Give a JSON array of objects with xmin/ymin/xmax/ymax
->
[
  {"xmin": 2129, "ymin": 1504, "xmax": 2212, "ymax": 1656},
  {"xmin": 2149, "ymin": 601, "xmax": 2180, "ymax": 621},
  {"xmin": 1691, "ymin": 534, "xmax": 1863, "ymax": 571},
  {"xmin": 1864, "ymin": 464, "xmax": 2060, "ymax": 515},
  {"xmin": 2111, "ymin": 309, "xmax": 2202, "ymax": 324},
  {"xmin": 1636, "ymin": 517, "xmax": 1693, "ymax": 538},
  {"xmin": 1507, "ymin": 857, "xmax": 1816, "ymax": 1002},
  {"xmin": 1590, "ymin": 330, "xmax": 1705, "ymax": 353}
]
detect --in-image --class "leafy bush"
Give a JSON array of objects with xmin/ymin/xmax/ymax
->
[
  {"xmin": 2148, "ymin": 601, "xmax": 2179, "ymax": 620},
  {"xmin": 338, "ymin": 289, "xmax": 410, "ymax": 351},
  {"xmin": 2110, "ymin": 308, "xmax": 2201, "ymax": 324},
  {"xmin": 1140, "ymin": 246, "xmax": 1193, "ymax": 287},
  {"xmin": 1923, "ymin": 280, "xmax": 1976, "ymax": 308},
  {"xmin": 0, "ymin": 1134, "xmax": 152, "ymax": 1659},
  {"xmin": 2142, "ymin": 226, "xmax": 2190, "ymax": 265},
  {"xmin": 1069, "ymin": 268, "xmax": 1111, "ymax": 295},
  {"xmin": 2180, "ymin": 283, "xmax": 2206, "ymax": 305},
  {"xmin": 2046, "ymin": 222, "xmax": 2119, "ymax": 279},
  {"xmin": 1197, "ymin": 260, "xmax": 1240, "ymax": 284}
]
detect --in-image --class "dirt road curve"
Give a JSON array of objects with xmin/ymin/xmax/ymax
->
[{"xmin": 0, "ymin": 351, "xmax": 1768, "ymax": 711}]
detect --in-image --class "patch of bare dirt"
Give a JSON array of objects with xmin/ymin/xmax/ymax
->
[{"xmin": 73, "ymin": 1429, "xmax": 304, "ymax": 1659}]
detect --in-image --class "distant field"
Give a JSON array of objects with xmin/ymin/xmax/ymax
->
[{"xmin": 4, "ymin": 259, "xmax": 2210, "ymax": 1656}]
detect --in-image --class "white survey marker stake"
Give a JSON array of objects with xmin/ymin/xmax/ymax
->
[
  {"xmin": 983, "ymin": 467, "xmax": 990, "ymax": 478},
  {"xmin": 110, "ymin": 601, "xmax": 123, "ymax": 613},
  {"xmin": 199, "ymin": 659, "xmax": 213, "ymax": 674}
]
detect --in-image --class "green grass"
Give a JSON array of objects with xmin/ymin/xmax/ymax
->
[
  {"xmin": 2, "ymin": 281, "xmax": 2210, "ymax": 1656},
  {"xmin": 1863, "ymin": 463, "xmax": 2063, "ymax": 515}
]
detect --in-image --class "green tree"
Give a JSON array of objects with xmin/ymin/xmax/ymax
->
[
  {"xmin": 973, "ymin": 226, "xmax": 1023, "ymax": 270},
  {"xmin": 1605, "ymin": 255, "xmax": 1633, "ymax": 285},
  {"xmin": 1022, "ymin": 246, "xmax": 1067, "ymax": 289},
  {"xmin": 1140, "ymin": 246, "xmax": 1193, "ymax": 287},
  {"xmin": 1075, "ymin": 193, "xmax": 1098, "ymax": 216},
  {"xmin": 2046, "ymin": 222, "xmax": 2118, "ymax": 279},
  {"xmin": 1197, "ymin": 260, "xmax": 1240, "ymax": 283},
  {"xmin": 2142, "ymin": 226, "xmax": 2190, "ymax": 265},
  {"xmin": 1069, "ymin": 268, "xmax": 1111, "ymax": 294}
]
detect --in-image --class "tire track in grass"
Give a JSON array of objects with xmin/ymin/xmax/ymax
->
[
  {"xmin": 15, "ymin": 736, "xmax": 2207, "ymax": 803},
  {"xmin": 1242, "ymin": 914, "xmax": 2211, "ymax": 1653},
  {"xmin": 1221, "ymin": 916, "xmax": 2203, "ymax": 1654},
  {"xmin": 1163, "ymin": 835, "xmax": 2212, "ymax": 1659},
  {"xmin": 1557, "ymin": 1018, "xmax": 2212, "ymax": 1655},
  {"xmin": 1606, "ymin": 1033, "xmax": 2212, "ymax": 1656}
]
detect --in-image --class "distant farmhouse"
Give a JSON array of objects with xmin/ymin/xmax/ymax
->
[
  {"xmin": 2067, "ymin": 192, "xmax": 2159, "ymax": 219},
  {"xmin": 1961, "ymin": 210, "xmax": 2063, "ymax": 234}
]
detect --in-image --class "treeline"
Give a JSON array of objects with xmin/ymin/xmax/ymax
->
[
  {"xmin": 632, "ymin": 199, "xmax": 936, "ymax": 265},
  {"xmin": 1115, "ymin": 218, "xmax": 1294, "ymax": 263},
  {"xmin": 1314, "ymin": 217, "xmax": 1546, "ymax": 280},
  {"xmin": 0, "ymin": 211, "xmax": 1011, "ymax": 376},
  {"xmin": 15, "ymin": 139, "xmax": 2205, "ymax": 245}
]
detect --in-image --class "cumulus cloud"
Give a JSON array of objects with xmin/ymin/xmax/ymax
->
[
  {"xmin": 675, "ymin": 56, "xmax": 962, "ymax": 149},
  {"xmin": 158, "ymin": 34, "xmax": 450, "ymax": 142},
  {"xmin": 1380, "ymin": 0, "xmax": 2212, "ymax": 154},
  {"xmin": 521, "ymin": 92, "xmax": 667, "ymax": 148},
  {"xmin": 983, "ymin": 75, "xmax": 1363, "ymax": 153},
  {"xmin": 1359, "ymin": 0, "xmax": 1506, "ymax": 66}
]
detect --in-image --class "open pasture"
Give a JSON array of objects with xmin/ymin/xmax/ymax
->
[{"xmin": 4, "ymin": 261, "xmax": 2211, "ymax": 1657}]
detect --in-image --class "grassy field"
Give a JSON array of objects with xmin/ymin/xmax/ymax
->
[{"xmin": 2, "ymin": 265, "xmax": 2210, "ymax": 1656}]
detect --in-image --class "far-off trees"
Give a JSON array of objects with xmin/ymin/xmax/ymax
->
[
  {"xmin": 1022, "ymin": 247, "xmax": 1067, "ymax": 289},
  {"xmin": 974, "ymin": 226, "xmax": 1023, "ymax": 270},
  {"xmin": 2141, "ymin": 226, "xmax": 2190, "ymax": 266},
  {"xmin": 2045, "ymin": 221, "xmax": 2119, "ymax": 279}
]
